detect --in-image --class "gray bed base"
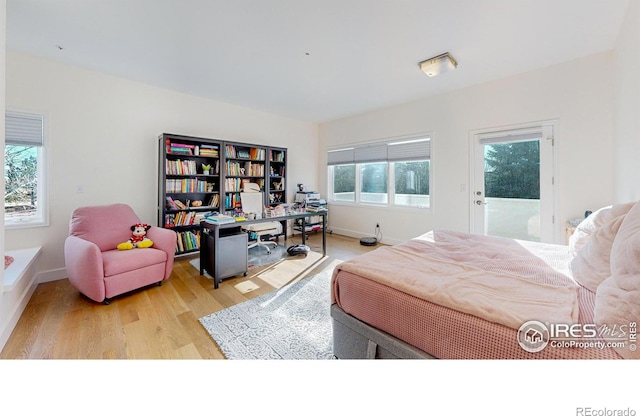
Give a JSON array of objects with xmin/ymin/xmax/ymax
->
[{"xmin": 330, "ymin": 303, "xmax": 435, "ymax": 359}]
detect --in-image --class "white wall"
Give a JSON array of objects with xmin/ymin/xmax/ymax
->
[
  {"xmin": 613, "ymin": 0, "xmax": 640, "ymax": 202},
  {"xmin": 4, "ymin": 51, "xmax": 318, "ymax": 279},
  {"xmin": 319, "ymin": 52, "xmax": 615, "ymax": 244},
  {"xmin": 1, "ymin": 0, "xmax": 6, "ymax": 335}
]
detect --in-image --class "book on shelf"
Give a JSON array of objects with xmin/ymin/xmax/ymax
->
[
  {"xmin": 249, "ymin": 148, "xmax": 265, "ymax": 160},
  {"xmin": 270, "ymin": 149, "xmax": 285, "ymax": 162},
  {"xmin": 199, "ymin": 145, "xmax": 219, "ymax": 157},
  {"xmin": 176, "ymin": 230, "xmax": 200, "ymax": 253},
  {"xmin": 165, "ymin": 178, "xmax": 212, "ymax": 193},
  {"xmin": 224, "ymin": 144, "xmax": 237, "ymax": 159},
  {"xmin": 207, "ymin": 194, "xmax": 220, "ymax": 207},
  {"xmin": 165, "ymin": 196, "xmax": 178, "ymax": 210},
  {"xmin": 166, "ymin": 159, "xmax": 197, "ymax": 175},
  {"xmin": 173, "ymin": 199, "xmax": 188, "ymax": 209},
  {"xmin": 166, "ymin": 140, "xmax": 196, "ymax": 155}
]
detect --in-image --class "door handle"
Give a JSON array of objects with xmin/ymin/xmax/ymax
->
[{"xmin": 475, "ymin": 200, "xmax": 488, "ymax": 205}]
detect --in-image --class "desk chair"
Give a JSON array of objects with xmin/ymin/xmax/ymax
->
[{"xmin": 240, "ymin": 188, "xmax": 280, "ymax": 254}]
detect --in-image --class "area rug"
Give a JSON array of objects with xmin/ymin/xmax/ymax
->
[{"xmin": 198, "ymin": 265, "xmax": 338, "ymax": 359}]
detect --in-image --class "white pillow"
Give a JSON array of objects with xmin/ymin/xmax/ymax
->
[
  {"xmin": 594, "ymin": 276, "xmax": 640, "ymax": 359},
  {"xmin": 569, "ymin": 202, "xmax": 635, "ymax": 257},
  {"xmin": 595, "ymin": 200, "xmax": 640, "ymax": 359},
  {"xmin": 570, "ymin": 215, "xmax": 624, "ymax": 292},
  {"xmin": 610, "ymin": 201, "xmax": 640, "ymax": 277}
]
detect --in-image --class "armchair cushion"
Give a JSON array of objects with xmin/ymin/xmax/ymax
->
[
  {"xmin": 102, "ymin": 249, "xmax": 168, "ymax": 277},
  {"xmin": 69, "ymin": 203, "xmax": 142, "ymax": 251}
]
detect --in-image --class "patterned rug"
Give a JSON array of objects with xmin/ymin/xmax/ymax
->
[{"xmin": 198, "ymin": 267, "xmax": 335, "ymax": 359}]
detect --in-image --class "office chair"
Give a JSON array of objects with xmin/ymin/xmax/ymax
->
[{"xmin": 240, "ymin": 187, "xmax": 281, "ymax": 254}]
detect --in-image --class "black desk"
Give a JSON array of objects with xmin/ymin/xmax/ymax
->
[{"xmin": 200, "ymin": 211, "xmax": 327, "ymax": 288}]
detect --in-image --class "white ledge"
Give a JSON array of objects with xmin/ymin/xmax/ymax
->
[{"xmin": 4, "ymin": 247, "xmax": 42, "ymax": 292}]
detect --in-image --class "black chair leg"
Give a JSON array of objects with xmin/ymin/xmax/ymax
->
[{"xmin": 104, "ymin": 298, "xmax": 110, "ymax": 305}]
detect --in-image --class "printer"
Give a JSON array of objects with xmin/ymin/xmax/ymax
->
[{"xmin": 295, "ymin": 191, "xmax": 321, "ymax": 204}]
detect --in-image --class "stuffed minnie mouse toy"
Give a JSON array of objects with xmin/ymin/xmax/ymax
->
[{"xmin": 117, "ymin": 223, "xmax": 154, "ymax": 250}]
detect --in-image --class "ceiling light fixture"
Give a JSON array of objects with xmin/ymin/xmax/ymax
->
[{"xmin": 419, "ymin": 52, "xmax": 457, "ymax": 77}]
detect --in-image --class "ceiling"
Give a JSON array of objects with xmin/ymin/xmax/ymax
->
[{"xmin": 6, "ymin": 0, "xmax": 630, "ymax": 123}]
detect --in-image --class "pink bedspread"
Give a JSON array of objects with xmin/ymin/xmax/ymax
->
[{"xmin": 332, "ymin": 230, "xmax": 579, "ymax": 330}]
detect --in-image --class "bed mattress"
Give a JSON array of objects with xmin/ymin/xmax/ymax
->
[{"xmin": 331, "ymin": 230, "xmax": 622, "ymax": 359}]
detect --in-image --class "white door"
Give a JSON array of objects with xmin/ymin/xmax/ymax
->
[{"xmin": 471, "ymin": 124, "xmax": 555, "ymax": 243}]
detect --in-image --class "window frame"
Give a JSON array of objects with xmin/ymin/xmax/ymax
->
[
  {"xmin": 327, "ymin": 134, "xmax": 432, "ymax": 211},
  {"xmin": 4, "ymin": 109, "xmax": 49, "ymax": 229}
]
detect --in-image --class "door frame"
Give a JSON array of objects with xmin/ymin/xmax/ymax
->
[{"xmin": 469, "ymin": 120, "xmax": 559, "ymax": 243}]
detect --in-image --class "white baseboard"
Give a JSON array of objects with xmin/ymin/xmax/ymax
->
[
  {"xmin": 37, "ymin": 267, "xmax": 68, "ymax": 284},
  {"xmin": 0, "ymin": 250, "xmax": 41, "ymax": 354},
  {"xmin": 328, "ymin": 227, "xmax": 402, "ymax": 246},
  {"xmin": 0, "ymin": 280, "xmax": 38, "ymax": 354}
]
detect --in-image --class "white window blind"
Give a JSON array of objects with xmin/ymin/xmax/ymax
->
[
  {"xmin": 387, "ymin": 138, "xmax": 430, "ymax": 161},
  {"xmin": 5, "ymin": 111, "xmax": 44, "ymax": 146},
  {"xmin": 327, "ymin": 148, "xmax": 355, "ymax": 165},
  {"xmin": 328, "ymin": 137, "xmax": 431, "ymax": 165},
  {"xmin": 478, "ymin": 129, "xmax": 542, "ymax": 145},
  {"xmin": 354, "ymin": 143, "xmax": 388, "ymax": 163}
]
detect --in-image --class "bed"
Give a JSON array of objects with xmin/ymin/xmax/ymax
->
[{"xmin": 331, "ymin": 201, "xmax": 640, "ymax": 359}]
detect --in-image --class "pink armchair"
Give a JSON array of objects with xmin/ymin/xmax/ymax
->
[{"xmin": 64, "ymin": 203, "xmax": 176, "ymax": 304}]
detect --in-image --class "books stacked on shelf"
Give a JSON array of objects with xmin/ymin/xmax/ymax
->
[
  {"xmin": 224, "ymin": 193, "xmax": 243, "ymax": 209},
  {"xmin": 166, "ymin": 196, "xmax": 187, "ymax": 210},
  {"xmin": 166, "ymin": 178, "xmax": 212, "ymax": 193},
  {"xmin": 270, "ymin": 150, "xmax": 285, "ymax": 162},
  {"xmin": 245, "ymin": 161, "xmax": 264, "ymax": 176},
  {"xmin": 166, "ymin": 140, "xmax": 195, "ymax": 155},
  {"xmin": 227, "ymin": 178, "xmax": 265, "ymax": 192},
  {"xmin": 224, "ymin": 161, "xmax": 265, "ymax": 177},
  {"xmin": 249, "ymin": 148, "xmax": 265, "ymax": 160},
  {"xmin": 176, "ymin": 230, "xmax": 200, "ymax": 253},
  {"xmin": 225, "ymin": 177, "xmax": 261, "ymax": 192},
  {"xmin": 208, "ymin": 194, "xmax": 220, "ymax": 207},
  {"xmin": 225, "ymin": 177, "xmax": 242, "ymax": 192},
  {"xmin": 166, "ymin": 159, "xmax": 197, "ymax": 175},
  {"xmin": 225, "ymin": 145, "xmax": 266, "ymax": 160},
  {"xmin": 199, "ymin": 144, "xmax": 219, "ymax": 157},
  {"xmin": 224, "ymin": 144, "xmax": 237, "ymax": 159},
  {"xmin": 165, "ymin": 210, "xmax": 212, "ymax": 227}
]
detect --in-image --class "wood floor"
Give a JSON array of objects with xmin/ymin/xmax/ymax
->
[{"xmin": 0, "ymin": 232, "xmax": 378, "ymax": 359}]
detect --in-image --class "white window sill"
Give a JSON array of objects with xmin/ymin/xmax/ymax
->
[
  {"xmin": 4, "ymin": 247, "xmax": 42, "ymax": 292},
  {"xmin": 5, "ymin": 219, "xmax": 49, "ymax": 230}
]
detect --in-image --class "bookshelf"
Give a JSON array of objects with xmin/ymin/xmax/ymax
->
[
  {"xmin": 223, "ymin": 142, "xmax": 267, "ymax": 214},
  {"xmin": 158, "ymin": 133, "xmax": 222, "ymax": 255},
  {"xmin": 267, "ymin": 147, "xmax": 287, "ymax": 206},
  {"xmin": 158, "ymin": 133, "xmax": 288, "ymax": 255}
]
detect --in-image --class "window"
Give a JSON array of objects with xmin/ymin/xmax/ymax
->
[
  {"xmin": 361, "ymin": 162, "xmax": 387, "ymax": 203},
  {"xmin": 4, "ymin": 110, "xmax": 48, "ymax": 228},
  {"xmin": 328, "ymin": 136, "xmax": 430, "ymax": 208},
  {"xmin": 394, "ymin": 160, "xmax": 430, "ymax": 207},
  {"xmin": 332, "ymin": 164, "xmax": 355, "ymax": 202}
]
